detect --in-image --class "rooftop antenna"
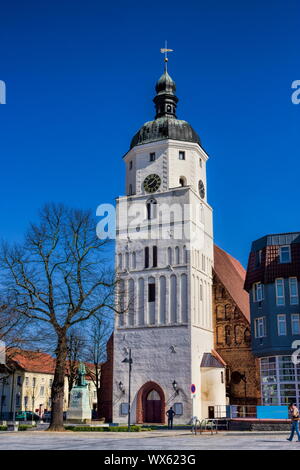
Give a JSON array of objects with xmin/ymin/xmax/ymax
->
[{"xmin": 160, "ymin": 40, "xmax": 173, "ymax": 72}]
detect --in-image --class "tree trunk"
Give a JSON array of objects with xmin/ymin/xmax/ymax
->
[{"xmin": 48, "ymin": 333, "xmax": 68, "ymax": 431}]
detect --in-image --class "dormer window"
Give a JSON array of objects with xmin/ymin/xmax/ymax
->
[
  {"xmin": 280, "ymin": 245, "xmax": 291, "ymax": 263},
  {"xmin": 179, "ymin": 151, "xmax": 185, "ymax": 160},
  {"xmin": 255, "ymin": 250, "xmax": 263, "ymax": 268},
  {"xmin": 150, "ymin": 153, "xmax": 156, "ymax": 162}
]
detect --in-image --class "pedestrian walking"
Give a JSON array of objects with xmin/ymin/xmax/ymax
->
[
  {"xmin": 166, "ymin": 406, "xmax": 176, "ymax": 429},
  {"xmin": 287, "ymin": 403, "xmax": 300, "ymax": 442}
]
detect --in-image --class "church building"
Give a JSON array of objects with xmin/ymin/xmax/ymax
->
[{"xmin": 111, "ymin": 58, "xmax": 226, "ymax": 424}]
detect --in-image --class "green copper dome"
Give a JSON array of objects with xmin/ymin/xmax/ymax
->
[{"xmin": 130, "ymin": 67, "xmax": 201, "ymax": 149}]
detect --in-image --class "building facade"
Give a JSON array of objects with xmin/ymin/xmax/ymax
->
[
  {"xmin": 244, "ymin": 232, "xmax": 300, "ymax": 407},
  {"xmin": 213, "ymin": 245, "xmax": 261, "ymax": 405},
  {"xmin": 0, "ymin": 349, "xmax": 97, "ymax": 418},
  {"xmin": 112, "ymin": 62, "xmax": 226, "ymax": 424}
]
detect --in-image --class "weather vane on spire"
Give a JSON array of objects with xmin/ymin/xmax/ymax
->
[{"xmin": 160, "ymin": 40, "xmax": 173, "ymax": 71}]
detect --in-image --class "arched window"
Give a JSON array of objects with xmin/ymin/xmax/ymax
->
[
  {"xmin": 167, "ymin": 247, "xmax": 172, "ymax": 265},
  {"xmin": 132, "ymin": 252, "xmax": 136, "ymax": 269},
  {"xmin": 125, "ymin": 252, "xmax": 129, "ymax": 269},
  {"xmin": 179, "ymin": 176, "xmax": 186, "ymax": 187},
  {"xmin": 145, "ymin": 247, "xmax": 149, "ymax": 268},
  {"xmin": 153, "ymin": 246, "xmax": 157, "ymax": 267},
  {"xmin": 146, "ymin": 198, "xmax": 157, "ymax": 220},
  {"xmin": 175, "ymin": 246, "xmax": 180, "ymax": 264},
  {"xmin": 118, "ymin": 253, "xmax": 122, "ymax": 270},
  {"xmin": 128, "ymin": 279, "xmax": 135, "ymax": 326},
  {"xmin": 183, "ymin": 245, "xmax": 188, "ymax": 264},
  {"xmin": 225, "ymin": 326, "xmax": 231, "ymax": 346}
]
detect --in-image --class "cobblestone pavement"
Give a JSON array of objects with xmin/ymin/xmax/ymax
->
[{"xmin": 0, "ymin": 430, "xmax": 300, "ymax": 450}]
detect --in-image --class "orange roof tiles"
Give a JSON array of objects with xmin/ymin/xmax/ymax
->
[{"xmin": 7, "ymin": 349, "xmax": 56, "ymax": 374}]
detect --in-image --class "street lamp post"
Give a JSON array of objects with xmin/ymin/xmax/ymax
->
[{"xmin": 122, "ymin": 348, "xmax": 133, "ymax": 432}]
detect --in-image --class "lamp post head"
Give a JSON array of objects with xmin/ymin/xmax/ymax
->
[{"xmin": 172, "ymin": 380, "xmax": 179, "ymax": 394}]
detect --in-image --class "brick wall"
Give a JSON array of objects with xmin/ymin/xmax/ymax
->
[{"xmin": 213, "ymin": 273, "xmax": 261, "ymax": 405}]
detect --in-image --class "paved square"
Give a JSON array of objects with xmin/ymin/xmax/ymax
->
[{"xmin": 0, "ymin": 430, "xmax": 299, "ymax": 450}]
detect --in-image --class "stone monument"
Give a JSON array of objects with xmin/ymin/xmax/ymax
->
[{"xmin": 67, "ymin": 362, "xmax": 92, "ymax": 423}]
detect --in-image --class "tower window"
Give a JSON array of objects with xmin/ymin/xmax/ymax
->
[
  {"xmin": 128, "ymin": 184, "xmax": 133, "ymax": 196},
  {"xmin": 145, "ymin": 247, "xmax": 149, "ymax": 269},
  {"xmin": 153, "ymin": 246, "xmax": 157, "ymax": 267},
  {"xmin": 146, "ymin": 198, "xmax": 157, "ymax": 220},
  {"xmin": 199, "ymin": 158, "xmax": 202, "ymax": 167},
  {"xmin": 179, "ymin": 151, "xmax": 185, "ymax": 160},
  {"xmin": 179, "ymin": 177, "xmax": 186, "ymax": 187},
  {"xmin": 129, "ymin": 161, "xmax": 133, "ymax": 170},
  {"xmin": 150, "ymin": 152, "xmax": 156, "ymax": 162},
  {"xmin": 148, "ymin": 282, "xmax": 156, "ymax": 302}
]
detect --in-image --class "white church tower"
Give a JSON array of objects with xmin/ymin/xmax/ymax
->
[{"xmin": 112, "ymin": 56, "xmax": 226, "ymax": 424}]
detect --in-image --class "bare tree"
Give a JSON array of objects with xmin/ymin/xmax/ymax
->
[
  {"xmin": 0, "ymin": 203, "xmax": 121, "ymax": 431},
  {"xmin": 85, "ymin": 315, "xmax": 113, "ymax": 419},
  {"xmin": 66, "ymin": 329, "xmax": 86, "ymax": 405}
]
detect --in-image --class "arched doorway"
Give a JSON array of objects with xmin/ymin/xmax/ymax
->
[
  {"xmin": 145, "ymin": 390, "xmax": 161, "ymax": 423},
  {"xmin": 136, "ymin": 381, "xmax": 165, "ymax": 424}
]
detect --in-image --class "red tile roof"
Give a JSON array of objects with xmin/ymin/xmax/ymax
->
[
  {"xmin": 7, "ymin": 349, "xmax": 96, "ymax": 377},
  {"xmin": 7, "ymin": 349, "xmax": 56, "ymax": 374},
  {"xmin": 214, "ymin": 244, "xmax": 250, "ymax": 322}
]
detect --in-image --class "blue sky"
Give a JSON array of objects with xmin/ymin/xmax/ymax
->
[{"xmin": 0, "ymin": 0, "xmax": 299, "ymax": 267}]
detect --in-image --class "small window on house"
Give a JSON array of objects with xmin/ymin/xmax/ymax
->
[
  {"xmin": 128, "ymin": 184, "xmax": 133, "ymax": 196},
  {"xmin": 148, "ymin": 282, "xmax": 156, "ymax": 302},
  {"xmin": 280, "ymin": 245, "xmax": 291, "ymax": 263},
  {"xmin": 199, "ymin": 158, "xmax": 202, "ymax": 167},
  {"xmin": 40, "ymin": 386, "xmax": 45, "ymax": 397},
  {"xmin": 179, "ymin": 151, "xmax": 185, "ymax": 160},
  {"xmin": 25, "ymin": 377, "xmax": 29, "ymax": 386},
  {"xmin": 292, "ymin": 314, "xmax": 300, "ymax": 335},
  {"xmin": 275, "ymin": 278, "xmax": 285, "ymax": 306},
  {"xmin": 179, "ymin": 177, "xmax": 186, "ymax": 187},
  {"xmin": 254, "ymin": 317, "xmax": 267, "ymax": 338},
  {"xmin": 15, "ymin": 393, "xmax": 21, "ymax": 408},
  {"xmin": 289, "ymin": 278, "xmax": 299, "ymax": 305},
  {"xmin": 277, "ymin": 314, "xmax": 287, "ymax": 336},
  {"xmin": 129, "ymin": 161, "xmax": 133, "ymax": 170},
  {"xmin": 150, "ymin": 152, "xmax": 156, "ymax": 162},
  {"xmin": 17, "ymin": 376, "xmax": 22, "ymax": 386},
  {"xmin": 145, "ymin": 247, "xmax": 149, "ymax": 269},
  {"xmin": 253, "ymin": 282, "xmax": 264, "ymax": 302}
]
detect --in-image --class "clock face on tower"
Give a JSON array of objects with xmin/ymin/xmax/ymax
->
[
  {"xmin": 198, "ymin": 180, "xmax": 205, "ymax": 199},
  {"xmin": 143, "ymin": 174, "xmax": 161, "ymax": 193}
]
